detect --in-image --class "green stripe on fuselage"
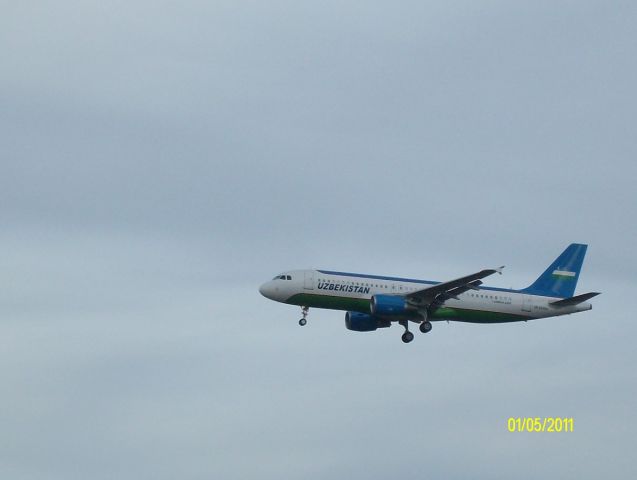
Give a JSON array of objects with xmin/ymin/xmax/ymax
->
[
  {"xmin": 285, "ymin": 293, "xmax": 529, "ymax": 324},
  {"xmin": 286, "ymin": 293, "xmax": 371, "ymax": 313},
  {"xmin": 431, "ymin": 307, "xmax": 528, "ymax": 324}
]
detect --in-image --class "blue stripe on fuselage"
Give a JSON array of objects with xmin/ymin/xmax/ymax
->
[{"xmin": 316, "ymin": 269, "xmax": 519, "ymax": 294}]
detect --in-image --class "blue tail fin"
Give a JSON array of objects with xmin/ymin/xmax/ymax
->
[{"xmin": 520, "ymin": 244, "xmax": 588, "ymax": 298}]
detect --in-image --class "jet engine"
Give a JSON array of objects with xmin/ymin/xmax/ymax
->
[
  {"xmin": 370, "ymin": 294, "xmax": 414, "ymax": 316},
  {"xmin": 345, "ymin": 312, "xmax": 390, "ymax": 332}
]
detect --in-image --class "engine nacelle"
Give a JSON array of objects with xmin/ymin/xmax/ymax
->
[
  {"xmin": 370, "ymin": 294, "xmax": 413, "ymax": 316},
  {"xmin": 345, "ymin": 312, "xmax": 390, "ymax": 332}
]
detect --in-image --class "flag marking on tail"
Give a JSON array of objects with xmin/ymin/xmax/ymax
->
[{"xmin": 552, "ymin": 269, "xmax": 576, "ymax": 279}]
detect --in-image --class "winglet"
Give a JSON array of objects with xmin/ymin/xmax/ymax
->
[{"xmin": 495, "ymin": 266, "xmax": 505, "ymax": 275}]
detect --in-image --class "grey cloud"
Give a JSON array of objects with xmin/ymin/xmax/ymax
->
[{"xmin": 1, "ymin": 1, "xmax": 636, "ymax": 478}]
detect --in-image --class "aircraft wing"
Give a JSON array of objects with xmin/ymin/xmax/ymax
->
[{"xmin": 405, "ymin": 267, "xmax": 504, "ymax": 306}]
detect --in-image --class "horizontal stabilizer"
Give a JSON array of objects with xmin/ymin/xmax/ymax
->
[{"xmin": 550, "ymin": 292, "xmax": 601, "ymax": 307}]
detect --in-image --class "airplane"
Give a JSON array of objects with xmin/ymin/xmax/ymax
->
[{"xmin": 258, "ymin": 244, "xmax": 600, "ymax": 343}]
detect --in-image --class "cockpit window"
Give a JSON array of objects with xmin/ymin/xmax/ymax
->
[{"xmin": 273, "ymin": 274, "xmax": 292, "ymax": 280}]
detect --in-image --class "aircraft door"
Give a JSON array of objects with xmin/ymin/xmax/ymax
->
[
  {"xmin": 521, "ymin": 296, "xmax": 532, "ymax": 312},
  {"xmin": 304, "ymin": 270, "xmax": 314, "ymax": 290}
]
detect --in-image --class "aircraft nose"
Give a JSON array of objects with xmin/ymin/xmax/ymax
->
[{"xmin": 259, "ymin": 281, "xmax": 274, "ymax": 299}]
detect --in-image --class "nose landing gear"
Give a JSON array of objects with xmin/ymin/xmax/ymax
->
[{"xmin": 299, "ymin": 306, "xmax": 309, "ymax": 326}]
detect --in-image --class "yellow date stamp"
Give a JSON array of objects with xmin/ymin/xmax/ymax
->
[{"xmin": 507, "ymin": 417, "xmax": 574, "ymax": 432}]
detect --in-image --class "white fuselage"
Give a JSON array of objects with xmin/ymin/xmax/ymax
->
[{"xmin": 259, "ymin": 269, "xmax": 592, "ymax": 323}]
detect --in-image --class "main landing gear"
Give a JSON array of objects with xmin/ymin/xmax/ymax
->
[
  {"xmin": 399, "ymin": 315, "xmax": 433, "ymax": 343},
  {"xmin": 419, "ymin": 311, "xmax": 433, "ymax": 334},
  {"xmin": 299, "ymin": 306, "xmax": 309, "ymax": 326},
  {"xmin": 399, "ymin": 320, "xmax": 414, "ymax": 343},
  {"xmin": 419, "ymin": 320, "xmax": 432, "ymax": 333}
]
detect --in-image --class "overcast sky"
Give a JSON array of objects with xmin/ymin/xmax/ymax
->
[{"xmin": 2, "ymin": 1, "xmax": 636, "ymax": 478}]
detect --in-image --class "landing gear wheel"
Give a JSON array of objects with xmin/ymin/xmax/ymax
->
[
  {"xmin": 401, "ymin": 331, "xmax": 414, "ymax": 343},
  {"xmin": 399, "ymin": 320, "xmax": 413, "ymax": 343},
  {"xmin": 419, "ymin": 321, "xmax": 432, "ymax": 333},
  {"xmin": 299, "ymin": 306, "xmax": 309, "ymax": 326}
]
